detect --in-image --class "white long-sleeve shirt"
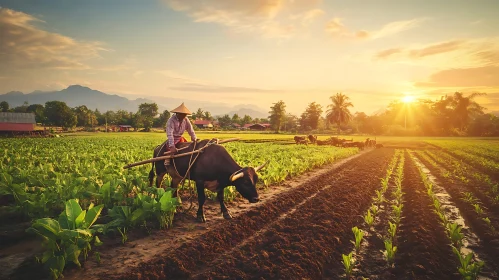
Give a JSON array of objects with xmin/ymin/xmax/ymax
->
[{"xmin": 165, "ymin": 114, "xmax": 196, "ymax": 147}]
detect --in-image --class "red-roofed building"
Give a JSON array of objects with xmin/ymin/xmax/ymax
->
[
  {"xmin": 248, "ymin": 123, "xmax": 271, "ymax": 131},
  {"xmin": 193, "ymin": 119, "xmax": 214, "ymax": 129},
  {"xmin": 0, "ymin": 112, "xmax": 35, "ymax": 132}
]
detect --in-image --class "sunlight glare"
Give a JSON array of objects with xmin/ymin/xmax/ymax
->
[{"xmin": 402, "ymin": 95, "xmax": 415, "ymax": 103}]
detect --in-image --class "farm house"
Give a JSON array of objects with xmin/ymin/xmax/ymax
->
[
  {"xmin": 0, "ymin": 112, "xmax": 36, "ymax": 134},
  {"xmin": 118, "ymin": 125, "xmax": 132, "ymax": 132},
  {"xmin": 248, "ymin": 123, "xmax": 271, "ymax": 131},
  {"xmin": 193, "ymin": 119, "xmax": 213, "ymax": 129}
]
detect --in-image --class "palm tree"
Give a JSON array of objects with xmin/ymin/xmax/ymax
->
[
  {"xmin": 451, "ymin": 92, "xmax": 485, "ymax": 131},
  {"xmin": 326, "ymin": 93, "xmax": 354, "ymax": 135}
]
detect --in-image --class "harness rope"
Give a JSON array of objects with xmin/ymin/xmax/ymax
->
[{"xmin": 169, "ymin": 138, "xmax": 220, "ymax": 212}]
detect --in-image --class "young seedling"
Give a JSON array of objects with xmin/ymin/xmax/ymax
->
[
  {"xmin": 382, "ymin": 239, "xmax": 397, "ymax": 266},
  {"xmin": 118, "ymin": 227, "xmax": 128, "ymax": 244},
  {"xmin": 352, "ymin": 226, "xmax": 364, "ymax": 253},
  {"xmin": 375, "ymin": 190, "xmax": 384, "ymax": 204},
  {"xmin": 473, "ymin": 204, "xmax": 484, "ymax": 216},
  {"xmin": 462, "ymin": 192, "xmax": 476, "ymax": 204},
  {"xmin": 432, "ymin": 197, "xmax": 441, "ymax": 210},
  {"xmin": 392, "ymin": 204, "xmax": 403, "ymax": 220},
  {"xmin": 435, "ymin": 210, "xmax": 449, "ymax": 227},
  {"xmin": 94, "ymin": 252, "xmax": 101, "ymax": 265},
  {"xmin": 341, "ymin": 252, "xmax": 355, "ymax": 279},
  {"xmin": 482, "ymin": 217, "xmax": 491, "ymax": 227},
  {"xmin": 364, "ymin": 210, "xmax": 374, "ymax": 227},
  {"xmin": 388, "ymin": 221, "xmax": 397, "ymax": 240},
  {"xmin": 452, "ymin": 246, "xmax": 484, "ymax": 280},
  {"xmin": 370, "ymin": 204, "xmax": 379, "ymax": 216},
  {"xmin": 447, "ymin": 223, "xmax": 464, "ymax": 248},
  {"xmin": 380, "ymin": 177, "xmax": 389, "ymax": 192}
]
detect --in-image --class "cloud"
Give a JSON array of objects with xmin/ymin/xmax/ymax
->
[
  {"xmin": 415, "ymin": 66, "xmax": 499, "ymax": 88},
  {"xmin": 0, "ymin": 7, "xmax": 109, "ymax": 71},
  {"xmin": 374, "ymin": 38, "xmax": 499, "ymax": 69},
  {"xmin": 408, "ymin": 40, "xmax": 465, "ymax": 58},
  {"xmin": 326, "ymin": 18, "xmax": 423, "ymax": 40},
  {"xmin": 170, "ymin": 83, "xmax": 277, "ymax": 93},
  {"xmin": 290, "ymin": 8, "xmax": 324, "ymax": 26},
  {"xmin": 165, "ymin": 0, "xmax": 323, "ymax": 38},
  {"xmin": 369, "ymin": 19, "xmax": 424, "ymax": 39},
  {"xmin": 375, "ymin": 48, "xmax": 403, "ymax": 59}
]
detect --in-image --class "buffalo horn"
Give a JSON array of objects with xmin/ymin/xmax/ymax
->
[
  {"xmin": 230, "ymin": 171, "xmax": 244, "ymax": 182},
  {"xmin": 254, "ymin": 160, "xmax": 270, "ymax": 172}
]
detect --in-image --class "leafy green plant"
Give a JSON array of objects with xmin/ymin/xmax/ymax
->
[
  {"xmin": 382, "ymin": 239, "xmax": 397, "ymax": 265},
  {"xmin": 462, "ymin": 192, "xmax": 476, "ymax": 204},
  {"xmin": 447, "ymin": 223, "xmax": 464, "ymax": 248},
  {"xmin": 452, "ymin": 246, "xmax": 484, "ymax": 280},
  {"xmin": 435, "ymin": 210, "xmax": 449, "ymax": 226},
  {"xmin": 392, "ymin": 204, "xmax": 403, "ymax": 223},
  {"xmin": 388, "ymin": 221, "xmax": 397, "ymax": 240},
  {"xmin": 94, "ymin": 251, "xmax": 101, "ymax": 265},
  {"xmin": 341, "ymin": 252, "xmax": 354, "ymax": 278},
  {"xmin": 370, "ymin": 204, "xmax": 379, "ymax": 216},
  {"xmin": 118, "ymin": 227, "xmax": 128, "ymax": 244},
  {"xmin": 375, "ymin": 190, "xmax": 384, "ymax": 204},
  {"xmin": 27, "ymin": 199, "xmax": 104, "ymax": 279},
  {"xmin": 364, "ymin": 210, "xmax": 374, "ymax": 227},
  {"xmin": 473, "ymin": 204, "xmax": 483, "ymax": 216},
  {"xmin": 352, "ymin": 227, "xmax": 364, "ymax": 253}
]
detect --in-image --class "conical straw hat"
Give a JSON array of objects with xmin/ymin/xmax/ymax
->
[{"xmin": 170, "ymin": 103, "xmax": 192, "ymax": 114}]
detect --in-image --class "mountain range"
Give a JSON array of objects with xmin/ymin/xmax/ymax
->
[{"xmin": 0, "ymin": 85, "xmax": 268, "ymax": 118}]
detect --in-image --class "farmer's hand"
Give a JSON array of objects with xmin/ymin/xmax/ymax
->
[{"xmin": 169, "ymin": 146, "xmax": 177, "ymax": 154}]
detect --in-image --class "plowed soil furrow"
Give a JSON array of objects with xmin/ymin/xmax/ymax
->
[
  {"xmin": 193, "ymin": 148, "xmax": 393, "ymax": 280},
  {"xmin": 355, "ymin": 158, "xmax": 399, "ymax": 279},
  {"xmin": 390, "ymin": 151, "xmax": 458, "ymax": 280},
  {"xmin": 421, "ymin": 150, "xmax": 499, "ymax": 233},
  {"xmin": 424, "ymin": 150, "xmax": 499, "ymax": 210},
  {"xmin": 414, "ymin": 153, "xmax": 499, "ymax": 276},
  {"xmin": 114, "ymin": 148, "xmax": 393, "ymax": 280}
]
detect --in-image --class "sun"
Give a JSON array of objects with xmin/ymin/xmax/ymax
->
[{"xmin": 402, "ymin": 95, "xmax": 415, "ymax": 103}]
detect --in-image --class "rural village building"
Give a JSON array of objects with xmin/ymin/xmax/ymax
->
[
  {"xmin": 193, "ymin": 120, "xmax": 214, "ymax": 129},
  {"xmin": 0, "ymin": 112, "xmax": 36, "ymax": 132},
  {"xmin": 247, "ymin": 123, "xmax": 271, "ymax": 131},
  {"xmin": 118, "ymin": 125, "xmax": 132, "ymax": 132}
]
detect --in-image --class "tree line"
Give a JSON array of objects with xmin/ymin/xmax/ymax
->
[
  {"xmin": 267, "ymin": 92, "xmax": 499, "ymax": 136},
  {"xmin": 0, "ymin": 100, "xmax": 267, "ymax": 131},
  {"xmin": 2, "ymin": 91, "xmax": 498, "ymax": 136}
]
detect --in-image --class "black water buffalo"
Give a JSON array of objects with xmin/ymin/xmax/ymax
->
[
  {"xmin": 307, "ymin": 134, "xmax": 317, "ymax": 144},
  {"xmin": 294, "ymin": 136, "xmax": 307, "ymax": 144},
  {"xmin": 148, "ymin": 139, "xmax": 268, "ymax": 222}
]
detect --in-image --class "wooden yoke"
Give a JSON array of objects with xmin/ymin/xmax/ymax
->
[{"xmin": 122, "ymin": 138, "xmax": 240, "ymax": 169}]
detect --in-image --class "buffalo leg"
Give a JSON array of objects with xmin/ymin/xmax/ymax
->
[
  {"xmin": 156, "ymin": 172, "xmax": 166, "ymax": 189},
  {"xmin": 217, "ymin": 189, "xmax": 232, "ymax": 219},
  {"xmin": 196, "ymin": 181, "xmax": 206, "ymax": 223},
  {"xmin": 166, "ymin": 165, "xmax": 183, "ymax": 197}
]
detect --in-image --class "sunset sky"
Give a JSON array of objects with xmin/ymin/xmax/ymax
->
[{"xmin": 1, "ymin": 0, "xmax": 498, "ymax": 115}]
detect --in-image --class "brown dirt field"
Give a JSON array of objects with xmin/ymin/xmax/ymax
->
[
  {"xmin": 111, "ymin": 148, "xmax": 394, "ymax": 279},
  {"xmin": 390, "ymin": 151, "xmax": 458, "ymax": 280},
  {"xmin": 414, "ymin": 152, "xmax": 499, "ymax": 278},
  {"xmin": 352, "ymin": 154, "xmax": 399, "ymax": 279},
  {"xmin": 424, "ymin": 149, "xmax": 499, "ymax": 216}
]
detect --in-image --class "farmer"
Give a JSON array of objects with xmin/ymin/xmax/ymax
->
[{"xmin": 166, "ymin": 103, "xmax": 197, "ymax": 154}]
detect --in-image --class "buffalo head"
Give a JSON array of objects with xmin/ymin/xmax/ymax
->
[{"xmin": 229, "ymin": 161, "xmax": 269, "ymax": 203}]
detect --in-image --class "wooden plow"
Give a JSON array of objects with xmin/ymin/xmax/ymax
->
[{"xmin": 123, "ymin": 138, "xmax": 240, "ymax": 169}]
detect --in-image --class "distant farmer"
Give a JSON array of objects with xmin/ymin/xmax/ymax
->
[{"xmin": 166, "ymin": 103, "xmax": 197, "ymax": 154}]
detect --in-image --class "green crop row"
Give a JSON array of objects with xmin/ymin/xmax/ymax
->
[
  {"xmin": 0, "ymin": 136, "xmax": 358, "ymax": 220},
  {"xmin": 341, "ymin": 150, "xmax": 401, "ymax": 278},
  {"xmin": 409, "ymin": 152, "xmax": 484, "ymax": 280}
]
